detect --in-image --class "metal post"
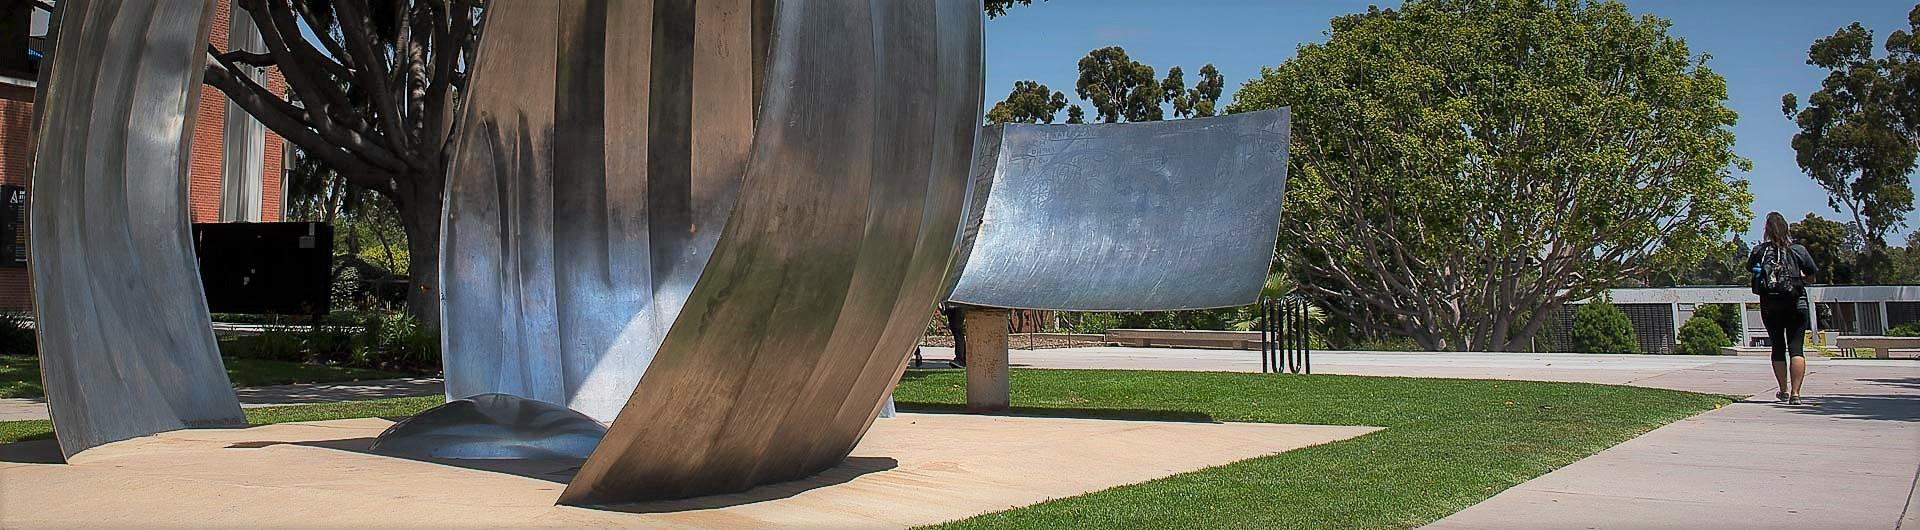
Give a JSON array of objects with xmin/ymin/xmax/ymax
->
[{"xmin": 1259, "ymin": 298, "xmax": 1271, "ymax": 374}]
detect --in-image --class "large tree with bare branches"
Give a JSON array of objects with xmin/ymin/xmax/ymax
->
[
  {"xmin": 1228, "ymin": 0, "xmax": 1752, "ymax": 351},
  {"xmin": 200, "ymin": 0, "xmax": 477, "ymax": 326}
]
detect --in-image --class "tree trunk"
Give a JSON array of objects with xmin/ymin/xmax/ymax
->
[{"xmin": 392, "ymin": 173, "xmax": 444, "ymax": 330}]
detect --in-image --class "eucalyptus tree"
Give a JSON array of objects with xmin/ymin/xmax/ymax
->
[{"xmin": 1229, "ymin": 0, "xmax": 1752, "ymax": 351}]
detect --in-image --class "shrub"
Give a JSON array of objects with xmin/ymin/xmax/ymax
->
[
  {"xmin": 1690, "ymin": 304, "xmax": 1741, "ymax": 344},
  {"xmin": 1890, "ymin": 321, "xmax": 1920, "ymax": 337},
  {"xmin": 0, "ymin": 313, "xmax": 34, "ymax": 356},
  {"xmin": 1065, "ymin": 312, "xmax": 1124, "ymax": 334},
  {"xmin": 1572, "ymin": 301, "xmax": 1638, "ymax": 354},
  {"xmin": 1356, "ymin": 336, "xmax": 1423, "ymax": 352},
  {"xmin": 351, "ymin": 312, "xmax": 439, "ymax": 372},
  {"xmin": 1676, "ymin": 316, "xmax": 1730, "ymax": 356}
]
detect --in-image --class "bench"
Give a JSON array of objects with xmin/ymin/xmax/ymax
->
[
  {"xmin": 1103, "ymin": 329, "xmax": 1262, "ymax": 350},
  {"xmin": 1833, "ymin": 336, "xmax": 1920, "ymax": 359}
]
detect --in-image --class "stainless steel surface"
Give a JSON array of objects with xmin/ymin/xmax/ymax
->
[
  {"xmin": 28, "ymin": 0, "xmax": 244, "ymax": 460},
  {"xmin": 370, "ymin": 394, "xmax": 607, "ymax": 460},
  {"xmin": 946, "ymin": 109, "xmax": 1292, "ymax": 311},
  {"xmin": 557, "ymin": 0, "xmax": 982, "ymax": 505},
  {"xmin": 439, "ymin": 0, "xmax": 764, "ymax": 422}
]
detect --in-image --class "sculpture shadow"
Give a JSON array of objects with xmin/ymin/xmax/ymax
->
[
  {"xmin": 0, "ymin": 437, "xmax": 63, "ymax": 464},
  {"xmin": 593, "ymin": 456, "xmax": 900, "ymax": 514},
  {"xmin": 242, "ymin": 435, "xmax": 898, "ymax": 511},
  {"xmin": 895, "ymin": 403, "xmax": 1218, "ymax": 423}
]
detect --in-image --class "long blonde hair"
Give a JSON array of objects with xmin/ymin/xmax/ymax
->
[{"xmin": 1763, "ymin": 212, "xmax": 1792, "ymax": 249}]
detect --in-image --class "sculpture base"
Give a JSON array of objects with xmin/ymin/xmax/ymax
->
[{"xmin": 369, "ymin": 393, "xmax": 607, "ymax": 460}]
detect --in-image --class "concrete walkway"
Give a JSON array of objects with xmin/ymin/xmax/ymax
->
[
  {"xmin": 922, "ymin": 346, "xmax": 1920, "ymax": 529},
  {"xmin": 0, "ymin": 377, "xmax": 443, "ymax": 421}
]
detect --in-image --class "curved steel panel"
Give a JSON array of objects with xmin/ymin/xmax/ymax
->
[
  {"xmin": 438, "ymin": 0, "xmax": 764, "ymax": 422},
  {"xmin": 558, "ymin": 0, "xmax": 982, "ymax": 505},
  {"xmin": 945, "ymin": 109, "xmax": 1292, "ymax": 311},
  {"xmin": 369, "ymin": 394, "xmax": 607, "ymax": 460},
  {"xmin": 29, "ymin": 0, "xmax": 243, "ymax": 459}
]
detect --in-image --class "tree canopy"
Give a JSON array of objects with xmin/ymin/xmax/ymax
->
[
  {"xmin": 1229, "ymin": 0, "xmax": 1751, "ymax": 351},
  {"xmin": 1781, "ymin": 3, "xmax": 1920, "ymax": 281},
  {"xmin": 1790, "ymin": 213, "xmax": 1862, "ymax": 283},
  {"xmin": 986, "ymin": 80, "xmax": 1069, "ymax": 124}
]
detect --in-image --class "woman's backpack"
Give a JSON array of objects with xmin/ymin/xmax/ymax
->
[{"xmin": 1751, "ymin": 244, "xmax": 1804, "ymax": 296}]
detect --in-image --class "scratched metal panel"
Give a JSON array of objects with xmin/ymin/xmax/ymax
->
[
  {"xmin": 438, "ymin": 0, "xmax": 763, "ymax": 422},
  {"xmin": 559, "ymin": 0, "xmax": 982, "ymax": 505},
  {"xmin": 29, "ymin": 0, "xmax": 244, "ymax": 459},
  {"xmin": 946, "ymin": 109, "xmax": 1292, "ymax": 311}
]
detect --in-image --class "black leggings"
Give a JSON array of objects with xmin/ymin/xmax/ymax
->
[{"xmin": 1759, "ymin": 296, "xmax": 1807, "ymax": 362}]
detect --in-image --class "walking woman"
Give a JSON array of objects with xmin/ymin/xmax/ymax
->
[{"xmin": 1749, "ymin": 212, "xmax": 1820, "ymax": 404}]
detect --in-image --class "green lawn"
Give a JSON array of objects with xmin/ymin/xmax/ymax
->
[
  {"xmin": 891, "ymin": 369, "xmax": 1728, "ymax": 529},
  {"xmin": 0, "ymin": 395, "xmax": 442, "ymax": 445},
  {"xmin": 0, "ymin": 354, "xmax": 405, "ymax": 399},
  {"xmin": 0, "ymin": 369, "xmax": 1727, "ymax": 529}
]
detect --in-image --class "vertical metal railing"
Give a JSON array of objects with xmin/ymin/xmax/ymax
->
[{"xmin": 1261, "ymin": 294, "xmax": 1311, "ymax": 374}]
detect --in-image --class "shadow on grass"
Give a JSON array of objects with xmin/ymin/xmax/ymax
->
[{"xmin": 896, "ymin": 402, "xmax": 1218, "ymax": 423}]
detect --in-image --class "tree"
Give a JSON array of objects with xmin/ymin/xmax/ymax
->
[
  {"xmin": 1162, "ymin": 66, "xmax": 1189, "ymax": 117},
  {"xmin": 986, "ymin": 80, "xmax": 1068, "ymax": 124},
  {"xmin": 1228, "ymin": 0, "xmax": 1752, "ymax": 351},
  {"xmin": 1791, "ymin": 213, "xmax": 1861, "ymax": 283},
  {"xmin": 1572, "ymin": 301, "xmax": 1638, "ymax": 354},
  {"xmin": 1646, "ymin": 236, "xmax": 1748, "ymax": 287},
  {"xmin": 1065, "ymin": 104, "xmax": 1086, "ymax": 124},
  {"xmin": 985, "ymin": 0, "xmax": 1048, "ymax": 18},
  {"xmin": 1160, "ymin": 64, "xmax": 1226, "ymax": 118},
  {"xmin": 1886, "ymin": 231, "xmax": 1920, "ymax": 283},
  {"xmin": 1190, "ymin": 64, "xmax": 1225, "ymax": 117},
  {"xmin": 1782, "ymin": 4, "xmax": 1920, "ymax": 276},
  {"xmin": 201, "ymin": 0, "xmax": 480, "ymax": 327},
  {"xmin": 1076, "ymin": 46, "xmax": 1163, "ymax": 123}
]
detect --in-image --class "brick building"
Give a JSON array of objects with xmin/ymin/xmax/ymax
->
[{"xmin": 0, "ymin": 2, "xmax": 288, "ymax": 312}]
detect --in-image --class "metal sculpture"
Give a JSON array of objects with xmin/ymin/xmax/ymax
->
[
  {"xmin": 29, "ymin": 0, "xmax": 245, "ymax": 459},
  {"xmin": 946, "ymin": 110, "xmax": 1293, "ymax": 311},
  {"xmin": 433, "ymin": 0, "xmax": 982, "ymax": 505},
  {"xmin": 438, "ymin": 0, "xmax": 767, "ymax": 424},
  {"xmin": 369, "ymin": 394, "xmax": 608, "ymax": 460},
  {"xmin": 28, "ymin": 0, "xmax": 1282, "ymax": 510}
]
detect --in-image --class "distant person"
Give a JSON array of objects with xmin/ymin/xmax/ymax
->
[{"xmin": 1749, "ymin": 212, "xmax": 1819, "ymax": 404}]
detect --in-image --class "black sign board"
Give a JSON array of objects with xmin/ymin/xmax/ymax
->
[
  {"xmin": 0, "ymin": 185, "xmax": 25, "ymax": 267},
  {"xmin": 193, "ymin": 222, "xmax": 333, "ymax": 315}
]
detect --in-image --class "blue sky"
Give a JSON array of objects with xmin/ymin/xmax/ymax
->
[{"xmin": 984, "ymin": 0, "xmax": 1920, "ymax": 242}]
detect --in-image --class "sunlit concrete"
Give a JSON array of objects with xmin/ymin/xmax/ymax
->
[{"xmin": 0, "ymin": 414, "xmax": 1376, "ymax": 529}]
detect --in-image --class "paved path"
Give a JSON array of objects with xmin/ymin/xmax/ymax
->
[
  {"xmin": 921, "ymin": 346, "xmax": 1920, "ymax": 529},
  {"xmin": 0, "ymin": 377, "xmax": 444, "ymax": 421}
]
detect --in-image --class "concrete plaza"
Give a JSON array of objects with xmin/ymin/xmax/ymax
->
[{"xmin": 0, "ymin": 413, "xmax": 1373, "ymax": 528}]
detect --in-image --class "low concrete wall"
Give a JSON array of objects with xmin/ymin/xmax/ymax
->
[
  {"xmin": 1104, "ymin": 329, "xmax": 1261, "ymax": 350},
  {"xmin": 1834, "ymin": 336, "xmax": 1920, "ymax": 359}
]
